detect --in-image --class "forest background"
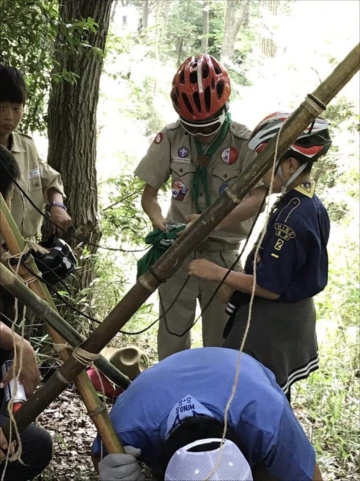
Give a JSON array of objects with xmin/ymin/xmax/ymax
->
[{"xmin": 0, "ymin": 0, "xmax": 359, "ymax": 480}]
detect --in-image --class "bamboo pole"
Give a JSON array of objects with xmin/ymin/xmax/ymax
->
[
  {"xmin": 3, "ymin": 42, "xmax": 360, "ymax": 438},
  {"xmin": 0, "ymin": 197, "xmax": 124, "ymax": 454},
  {"xmin": 0, "ymin": 262, "xmax": 131, "ymax": 389},
  {"xmin": 0, "ymin": 195, "xmax": 130, "ymax": 388}
]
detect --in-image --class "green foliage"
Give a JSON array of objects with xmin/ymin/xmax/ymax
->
[
  {"xmin": 293, "ymin": 224, "xmax": 360, "ymax": 477},
  {"xmin": 0, "ymin": 0, "xmax": 58, "ymax": 132},
  {"xmin": 101, "ymin": 175, "xmax": 149, "ymax": 244},
  {"xmin": 312, "ymin": 96, "xmax": 359, "ymax": 221},
  {"xmin": 0, "ymin": 0, "xmax": 103, "ymax": 133},
  {"xmin": 162, "ymin": 0, "xmax": 202, "ymax": 60}
]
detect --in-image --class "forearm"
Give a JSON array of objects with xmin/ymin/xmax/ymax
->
[
  {"xmin": 141, "ymin": 184, "xmax": 166, "ymax": 230},
  {"xmin": 47, "ymin": 188, "xmax": 64, "ymax": 203},
  {"xmin": 142, "ymin": 195, "xmax": 163, "ymax": 223},
  {"xmin": 214, "ymin": 186, "xmax": 267, "ymax": 231},
  {"xmin": 0, "ymin": 322, "xmax": 26, "ymax": 352},
  {"xmin": 214, "ymin": 267, "xmax": 280, "ymax": 300}
]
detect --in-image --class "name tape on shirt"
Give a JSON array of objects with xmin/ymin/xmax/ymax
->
[
  {"xmin": 274, "ymin": 223, "xmax": 296, "ymax": 241},
  {"xmin": 166, "ymin": 395, "xmax": 214, "ymax": 438},
  {"xmin": 29, "ymin": 167, "xmax": 40, "ymax": 179}
]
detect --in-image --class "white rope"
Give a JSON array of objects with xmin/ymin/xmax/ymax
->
[
  {"xmin": 72, "ymin": 347, "xmax": 100, "ymax": 366},
  {"xmin": 1, "ymin": 243, "xmax": 31, "ymax": 480},
  {"xmin": 204, "ymin": 125, "xmax": 284, "ymax": 481}
]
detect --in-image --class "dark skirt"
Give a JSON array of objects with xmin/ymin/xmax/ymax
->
[{"xmin": 223, "ymin": 296, "xmax": 318, "ymax": 394}]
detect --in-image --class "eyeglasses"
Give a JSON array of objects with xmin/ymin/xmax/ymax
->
[{"xmin": 180, "ymin": 110, "xmax": 226, "ymax": 137}]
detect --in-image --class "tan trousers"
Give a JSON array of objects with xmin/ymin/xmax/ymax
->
[{"xmin": 157, "ymin": 248, "xmax": 240, "ymax": 361}]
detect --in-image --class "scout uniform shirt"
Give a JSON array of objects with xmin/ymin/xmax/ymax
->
[
  {"xmin": 8, "ymin": 131, "xmax": 65, "ymax": 240},
  {"xmin": 134, "ymin": 120, "xmax": 257, "ymax": 244},
  {"xmin": 244, "ymin": 181, "xmax": 330, "ymax": 301}
]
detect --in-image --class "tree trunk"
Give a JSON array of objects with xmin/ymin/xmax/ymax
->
[
  {"xmin": 260, "ymin": 0, "xmax": 280, "ymax": 58},
  {"xmin": 142, "ymin": 0, "xmax": 149, "ymax": 30},
  {"xmin": 176, "ymin": 36, "xmax": 184, "ymax": 66},
  {"xmin": 220, "ymin": 0, "xmax": 250, "ymax": 67},
  {"xmin": 47, "ymin": 0, "xmax": 113, "ymax": 321},
  {"xmin": 154, "ymin": 0, "xmax": 162, "ymax": 61},
  {"xmin": 201, "ymin": 1, "xmax": 209, "ymax": 53}
]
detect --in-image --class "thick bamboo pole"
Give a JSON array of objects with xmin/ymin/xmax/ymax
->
[
  {"xmin": 0, "ymin": 254, "xmax": 131, "ymax": 389},
  {"xmin": 0, "ymin": 197, "xmax": 124, "ymax": 454},
  {"xmin": 3, "ymin": 42, "xmax": 360, "ymax": 438}
]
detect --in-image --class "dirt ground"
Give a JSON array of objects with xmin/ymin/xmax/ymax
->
[{"xmin": 39, "ymin": 386, "xmax": 99, "ymax": 481}]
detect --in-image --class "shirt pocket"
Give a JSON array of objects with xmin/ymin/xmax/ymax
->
[
  {"xmin": 28, "ymin": 177, "xmax": 42, "ymax": 192},
  {"xmin": 211, "ymin": 165, "xmax": 240, "ymax": 197},
  {"xmin": 170, "ymin": 161, "xmax": 196, "ymax": 203}
]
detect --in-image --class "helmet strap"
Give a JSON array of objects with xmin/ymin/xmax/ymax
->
[{"xmin": 278, "ymin": 161, "xmax": 309, "ymax": 195}]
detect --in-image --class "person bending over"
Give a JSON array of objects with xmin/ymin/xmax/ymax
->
[{"xmin": 93, "ymin": 348, "xmax": 323, "ymax": 481}]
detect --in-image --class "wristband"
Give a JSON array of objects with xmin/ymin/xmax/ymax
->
[{"xmin": 47, "ymin": 201, "xmax": 67, "ymax": 212}]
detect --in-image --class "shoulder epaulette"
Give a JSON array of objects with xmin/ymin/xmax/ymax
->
[
  {"xmin": 166, "ymin": 120, "xmax": 181, "ymax": 131},
  {"xmin": 229, "ymin": 121, "xmax": 252, "ymax": 140}
]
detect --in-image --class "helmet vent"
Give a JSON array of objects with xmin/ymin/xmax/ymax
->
[
  {"xmin": 171, "ymin": 92, "xmax": 179, "ymax": 109},
  {"xmin": 190, "ymin": 71, "xmax": 198, "ymax": 84},
  {"xmin": 202, "ymin": 65, "xmax": 209, "ymax": 79},
  {"xmin": 214, "ymin": 64, "xmax": 222, "ymax": 75},
  {"xmin": 179, "ymin": 70, "xmax": 185, "ymax": 84},
  {"xmin": 216, "ymin": 81, "xmax": 224, "ymax": 100},
  {"xmin": 182, "ymin": 93, "xmax": 194, "ymax": 114},
  {"xmin": 204, "ymin": 86, "xmax": 211, "ymax": 112},
  {"xmin": 193, "ymin": 92, "xmax": 201, "ymax": 113}
]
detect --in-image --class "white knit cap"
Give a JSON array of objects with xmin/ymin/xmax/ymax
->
[{"xmin": 165, "ymin": 438, "xmax": 253, "ymax": 481}]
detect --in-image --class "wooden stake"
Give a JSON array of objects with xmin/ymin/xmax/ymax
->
[{"xmin": 2, "ymin": 41, "xmax": 360, "ymax": 440}]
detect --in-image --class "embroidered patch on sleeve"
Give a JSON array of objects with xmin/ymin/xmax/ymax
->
[
  {"xmin": 154, "ymin": 132, "xmax": 163, "ymax": 144},
  {"xmin": 274, "ymin": 223, "xmax": 296, "ymax": 241}
]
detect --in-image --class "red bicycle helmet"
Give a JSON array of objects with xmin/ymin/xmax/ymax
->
[
  {"xmin": 170, "ymin": 54, "xmax": 231, "ymax": 121},
  {"xmin": 249, "ymin": 112, "xmax": 332, "ymax": 162}
]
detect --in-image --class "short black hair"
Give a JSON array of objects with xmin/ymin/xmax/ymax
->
[
  {"xmin": 0, "ymin": 145, "xmax": 20, "ymax": 198},
  {"xmin": 0, "ymin": 65, "xmax": 27, "ymax": 105},
  {"xmin": 153, "ymin": 416, "xmax": 245, "ymax": 481}
]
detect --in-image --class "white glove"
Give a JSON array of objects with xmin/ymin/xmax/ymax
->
[{"xmin": 98, "ymin": 446, "xmax": 145, "ymax": 481}]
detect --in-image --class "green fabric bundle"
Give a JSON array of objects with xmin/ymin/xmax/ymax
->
[{"xmin": 136, "ymin": 225, "xmax": 186, "ymax": 278}]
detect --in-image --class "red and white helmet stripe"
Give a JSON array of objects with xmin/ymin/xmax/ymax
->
[{"xmin": 249, "ymin": 112, "xmax": 331, "ymax": 162}]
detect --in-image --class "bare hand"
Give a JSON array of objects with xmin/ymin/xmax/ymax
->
[
  {"xmin": 177, "ymin": 214, "xmax": 201, "ymax": 237},
  {"xmin": 151, "ymin": 216, "xmax": 167, "ymax": 232},
  {"xmin": 0, "ymin": 428, "xmax": 15, "ymax": 463},
  {"xmin": 50, "ymin": 206, "xmax": 72, "ymax": 233},
  {"xmin": 185, "ymin": 214, "xmax": 200, "ymax": 226},
  {"xmin": 188, "ymin": 259, "xmax": 223, "ymax": 281},
  {"xmin": 0, "ymin": 340, "xmax": 40, "ymax": 397}
]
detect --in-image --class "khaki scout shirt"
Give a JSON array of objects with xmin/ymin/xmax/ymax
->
[
  {"xmin": 8, "ymin": 131, "xmax": 65, "ymax": 240},
  {"xmin": 134, "ymin": 120, "xmax": 257, "ymax": 243}
]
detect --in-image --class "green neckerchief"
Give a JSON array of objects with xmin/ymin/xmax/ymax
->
[
  {"xmin": 136, "ymin": 225, "xmax": 186, "ymax": 278},
  {"xmin": 192, "ymin": 113, "xmax": 231, "ymax": 214}
]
